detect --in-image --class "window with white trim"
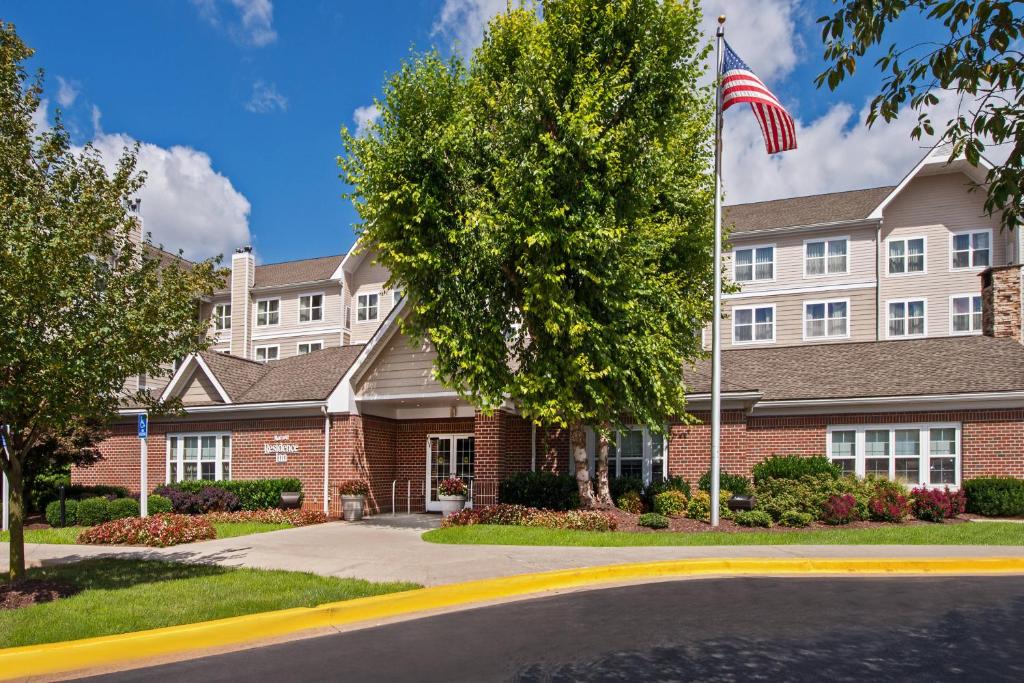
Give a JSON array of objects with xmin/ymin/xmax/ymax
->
[
  {"xmin": 733, "ymin": 245, "xmax": 774, "ymax": 282},
  {"xmin": 950, "ymin": 294, "xmax": 983, "ymax": 334},
  {"xmin": 732, "ymin": 305, "xmax": 774, "ymax": 343},
  {"xmin": 393, "ymin": 288, "xmax": 404, "ymax": 305},
  {"xmin": 297, "ymin": 341, "xmax": 323, "ymax": 355},
  {"xmin": 255, "ymin": 345, "xmax": 279, "ymax": 362},
  {"xmin": 589, "ymin": 426, "xmax": 666, "ymax": 486},
  {"xmin": 951, "ymin": 229, "xmax": 991, "ymax": 270},
  {"xmin": 256, "ymin": 298, "xmax": 280, "ymax": 326},
  {"xmin": 805, "ymin": 238, "xmax": 848, "ymax": 276},
  {"xmin": 298, "ymin": 294, "xmax": 323, "ymax": 323},
  {"xmin": 888, "ymin": 237, "xmax": 925, "ymax": 274},
  {"xmin": 804, "ymin": 299, "xmax": 848, "ymax": 339},
  {"xmin": 887, "ymin": 299, "xmax": 926, "ymax": 337},
  {"xmin": 827, "ymin": 424, "xmax": 960, "ymax": 487},
  {"xmin": 213, "ymin": 303, "xmax": 232, "ymax": 330},
  {"xmin": 357, "ymin": 293, "xmax": 379, "ymax": 322},
  {"xmin": 167, "ymin": 433, "xmax": 232, "ymax": 483}
]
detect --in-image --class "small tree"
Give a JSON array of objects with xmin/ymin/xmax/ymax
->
[
  {"xmin": 341, "ymin": 0, "xmax": 714, "ymax": 507},
  {"xmin": 816, "ymin": 1, "xmax": 1024, "ymax": 231},
  {"xmin": 0, "ymin": 23, "xmax": 225, "ymax": 580}
]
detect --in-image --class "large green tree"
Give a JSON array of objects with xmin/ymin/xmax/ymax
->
[
  {"xmin": 816, "ymin": 1, "xmax": 1024, "ymax": 231},
  {"xmin": 0, "ymin": 23, "xmax": 225, "ymax": 580},
  {"xmin": 340, "ymin": 0, "xmax": 714, "ymax": 507}
]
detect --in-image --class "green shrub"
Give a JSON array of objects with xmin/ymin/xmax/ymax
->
[
  {"xmin": 779, "ymin": 510, "xmax": 814, "ymax": 527},
  {"xmin": 733, "ymin": 510, "xmax": 772, "ymax": 527},
  {"xmin": 498, "ymin": 471, "xmax": 579, "ymax": 510},
  {"xmin": 653, "ymin": 490, "xmax": 688, "ymax": 517},
  {"xmin": 76, "ymin": 497, "xmax": 112, "ymax": 526},
  {"xmin": 108, "ymin": 498, "xmax": 141, "ymax": 520},
  {"xmin": 160, "ymin": 479, "xmax": 302, "ymax": 510},
  {"xmin": 698, "ymin": 469, "xmax": 752, "ymax": 496},
  {"xmin": 147, "ymin": 494, "xmax": 173, "ymax": 515},
  {"xmin": 616, "ymin": 490, "xmax": 645, "ymax": 514},
  {"xmin": 32, "ymin": 480, "xmax": 131, "ymax": 511},
  {"xmin": 755, "ymin": 474, "xmax": 872, "ymax": 522},
  {"xmin": 686, "ymin": 490, "xmax": 732, "ymax": 522},
  {"xmin": 752, "ymin": 455, "xmax": 840, "ymax": 484},
  {"xmin": 645, "ymin": 476, "xmax": 692, "ymax": 504},
  {"xmin": 638, "ymin": 512, "xmax": 670, "ymax": 529},
  {"xmin": 964, "ymin": 478, "xmax": 1024, "ymax": 517},
  {"xmin": 44, "ymin": 499, "xmax": 79, "ymax": 527},
  {"xmin": 609, "ymin": 476, "xmax": 645, "ymax": 502}
]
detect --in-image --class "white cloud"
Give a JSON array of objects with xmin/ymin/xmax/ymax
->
[
  {"xmin": 31, "ymin": 97, "xmax": 49, "ymax": 132},
  {"xmin": 699, "ymin": 1, "xmax": 801, "ymax": 82},
  {"xmin": 90, "ymin": 105, "xmax": 103, "ymax": 135},
  {"xmin": 432, "ymin": 0, "xmax": 510, "ymax": 56},
  {"xmin": 244, "ymin": 80, "xmax": 287, "ymax": 113},
  {"xmin": 56, "ymin": 76, "xmax": 80, "ymax": 108},
  {"xmin": 352, "ymin": 103, "xmax": 381, "ymax": 137},
  {"xmin": 83, "ymin": 133, "xmax": 251, "ymax": 261},
  {"xmin": 192, "ymin": 0, "xmax": 277, "ymax": 47}
]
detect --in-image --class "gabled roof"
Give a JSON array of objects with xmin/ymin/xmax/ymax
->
[
  {"xmin": 724, "ymin": 186, "xmax": 894, "ymax": 234},
  {"xmin": 253, "ymin": 254, "xmax": 346, "ymax": 288},
  {"xmin": 685, "ymin": 336, "xmax": 1024, "ymax": 401}
]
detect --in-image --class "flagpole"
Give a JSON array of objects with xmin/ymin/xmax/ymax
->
[{"xmin": 710, "ymin": 15, "xmax": 726, "ymax": 527}]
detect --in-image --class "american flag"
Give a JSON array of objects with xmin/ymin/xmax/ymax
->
[{"xmin": 720, "ymin": 42, "xmax": 797, "ymax": 154}]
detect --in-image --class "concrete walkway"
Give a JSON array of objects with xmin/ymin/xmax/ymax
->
[{"xmin": 4, "ymin": 517, "xmax": 1024, "ymax": 586}]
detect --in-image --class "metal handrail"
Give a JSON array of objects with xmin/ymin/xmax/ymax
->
[{"xmin": 393, "ymin": 479, "xmax": 414, "ymax": 515}]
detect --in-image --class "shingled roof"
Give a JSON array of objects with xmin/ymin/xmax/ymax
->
[
  {"xmin": 253, "ymin": 254, "xmax": 345, "ymax": 288},
  {"xmin": 193, "ymin": 345, "xmax": 365, "ymax": 404},
  {"xmin": 724, "ymin": 186, "xmax": 894, "ymax": 234},
  {"xmin": 685, "ymin": 336, "xmax": 1024, "ymax": 401}
]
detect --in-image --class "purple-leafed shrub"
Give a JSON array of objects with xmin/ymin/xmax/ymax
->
[{"xmin": 821, "ymin": 494, "xmax": 858, "ymax": 525}]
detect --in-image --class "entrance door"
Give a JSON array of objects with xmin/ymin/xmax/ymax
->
[{"xmin": 426, "ymin": 434, "xmax": 475, "ymax": 511}]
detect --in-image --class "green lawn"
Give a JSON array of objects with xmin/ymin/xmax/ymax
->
[
  {"xmin": 423, "ymin": 522, "xmax": 1024, "ymax": 547},
  {"xmin": 0, "ymin": 522, "xmax": 292, "ymax": 545},
  {"xmin": 0, "ymin": 559, "xmax": 419, "ymax": 648}
]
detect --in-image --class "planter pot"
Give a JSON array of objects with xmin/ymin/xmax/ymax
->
[
  {"xmin": 341, "ymin": 494, "xmax": 365, "ymax": 522},
  {"xmin": 280, "ymin": 492, "xmax": 302, "ymax": 510},
  {"xmin": 438, "ymin": 494, "xmax": 467, "ymax": 518}
]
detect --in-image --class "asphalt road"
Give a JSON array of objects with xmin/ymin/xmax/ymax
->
[{"xmin": 86, "ymin": 576, "xmax": 1024, "ymax": 682}]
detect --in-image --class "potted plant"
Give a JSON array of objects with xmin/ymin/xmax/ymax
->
[
  {"xmin": 338, "ymin": 480, "xmax": 370, "ymax": 521},
  {"xmin": 437, "ymin": 477, "xmax": 468, "ymax": 517}
]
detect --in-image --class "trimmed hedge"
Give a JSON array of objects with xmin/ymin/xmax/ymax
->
[
  {"xmin": 45, "ymin": 499, "xmax": 79, "ymax": 527},
  {"xmin": 76, "ymin": 497, "xmax": 112, "ymax": 526},
  {"xmin": 638, "ymin": 512, "xmax": 669, "ymax": 529},
  {"xmin": 108, "ymin": 498, "xmax": 140, "ymax": 520},
  {"xmin": 752, "ymin": 455, "xmax": 840, "ymax": 484},
  {"xmin": 963, "ymin": 477, "xmax": 1024, "ymax": 517},
  {"xmin": 734, "ymin": 510, "xmax": 772, "ymax": 527},
  {"xmin": 147, "ymin": 495, "xmax": 173, "ymax": 515},
  {"xmin": 653, "ymin": 490, "xmax": 688, "ymax": 517},
  {"xmin": 499, "ymin": 472, "xmax": 579, "ymax": 511},
  {"xmin": 158, "ymin": 479, "xmax": 302, "ymax": 510},
  {"xmin": 32, "ymin": 479, "xmax": 130, "ymax": 511}
]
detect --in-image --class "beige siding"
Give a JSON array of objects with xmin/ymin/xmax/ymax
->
[
  {"xmin": 356, "ymin": 331, "xmax": 446, "ymax": 396},
  {"xmin": 348, "ymin": 254, "xmax": 398, "ymax": 344},
  {"xmin": 249, "ymin": 285, "xmax": 344, "ymax": 358},
  {"xmin": 230, "ymin": 252, "xmax": 255, "ymax": 357},
  {"xmin": 880, "ymin": 173, "xmax": 1007, "ymax": 338},
  {"xmin": 177, "ymin": 367, "xmax": 224, "ymax": 405},
  {"xmin": 201, "ymin": 296, "xmax": 232, "ymax": 348},
  {"xmin": 710, "ymin": 287, "xmax": 876, "ymax": 350}
]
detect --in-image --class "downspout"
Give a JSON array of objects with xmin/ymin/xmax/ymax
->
[
  {"xmin": 531, "ymin": 423, "xmax": 537, "ymax": 472},
  {"xmin": 321, "ymin": 405, "xmax": 330, "ymax": 516},
  {"xmin": 875, "ymin": 221, "xmax": 882, "ymax": 341}
]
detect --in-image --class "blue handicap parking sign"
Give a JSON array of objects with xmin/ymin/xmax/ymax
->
[{"xmin": 138, "ymin": 414, "xmax": 148, "ymax": 439}]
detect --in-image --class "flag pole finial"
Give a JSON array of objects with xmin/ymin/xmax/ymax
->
[{"xmin": 718, "ymin": 15, "xmax": 726, "ymax": 24}]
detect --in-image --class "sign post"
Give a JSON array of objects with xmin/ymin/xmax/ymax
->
[
  {"xmin": 1, "ymin": 426, "xmax": 10, "ymax": 532},
  {"xmin": 138, "ymin": 413, "xmax": 149, "ymax": 518}
]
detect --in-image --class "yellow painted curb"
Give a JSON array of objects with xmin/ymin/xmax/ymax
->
[{"xmin": 2, "ymin": 557, "xmax": 1023, "ymax": 680}]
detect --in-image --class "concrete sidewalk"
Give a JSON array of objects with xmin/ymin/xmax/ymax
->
[{"xmin": 4, "ymin": 517, "xmax": 1024, "ymax": 586}]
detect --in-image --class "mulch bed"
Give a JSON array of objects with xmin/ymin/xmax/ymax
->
[
  {"xmin": 606, "ymin": 508, "xmax": 967, "ymax": 533},
  {"xmin": 0, "ymin": 580, "xmax": 79, "ymax": 610}
]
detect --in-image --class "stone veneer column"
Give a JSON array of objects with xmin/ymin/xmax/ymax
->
[
  {"xmin": 982, "ymin": 264, "xmax": 1022, "ymax": 343},
  {"xmin": 230, "ymin": 247, "xmax": 255, "ymax": 358}
]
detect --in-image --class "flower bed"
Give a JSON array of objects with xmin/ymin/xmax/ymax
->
[
  {"xmin": 78, "ymin": 515, "xmax": 216, "ymax": 547},
  {"xmin": 441, "ymin": 504, "xmax": 616, "ymax": 531},
  {"xmin": 203, "ymin": 509, "xmax": 328, "ymax": 526}
]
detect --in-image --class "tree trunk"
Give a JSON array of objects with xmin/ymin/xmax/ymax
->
[
  {"xmin": 569, "ymin": 422, "xmax": 597, "ymax": 509},
  {"xmin": 595, "ymin": 429, "xmax": 613, "ymax": 508},
  {"xmin": 5, "ymin": 457, "xmax": 26, "ymax": 583}
]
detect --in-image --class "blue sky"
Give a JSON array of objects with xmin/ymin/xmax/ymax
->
[{"xmin": 6, "ymin": 1, "xmax": 943, "ymax": 264}]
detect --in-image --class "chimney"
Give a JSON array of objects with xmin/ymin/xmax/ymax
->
[
  {"xmin": 230, "ymin": 246, "xmax": 255, "ymax": 358},
  {"xmin": 981, "ymin": 264, "xmax": 1023, "ymax": 342}
]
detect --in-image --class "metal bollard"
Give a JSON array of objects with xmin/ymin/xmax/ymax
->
[{"xmin": 59, "ymin": 484, "xmax": 66, "ymax": 527}]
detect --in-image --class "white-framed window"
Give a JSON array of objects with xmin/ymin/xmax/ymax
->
[
  {"xmin": 137, "ymin": 373, "xmax": 148, "ymax": 391},
  {"xmin": 732, "ymin": 304, "xmax": 775, "ymax": 344},
  {"xmin": 256, "ymin": 298, "xmax": 280, "ymax": 326},
  {"xmin": 804, "ymin": 298, "xmax": 849, "ymax": 340},
  {"xmin": 804, "ymin": 237, "xmax": 848, "ymax": 276},
  {"xmin": 950, "ymin": 294, "xmax": 983, "ymax": 335},
  {"xmin": 393, "ymin": 288, "xmax": 405, "ymax": 305},
  {"xmin": 254, "ymin": 344, "xmax": 279, "ymax": 362},
  {"xmin": 297, "ymin": 341, "xmax": 323, "ymax": 355},
  {"xmin": 167, "ymin": 433, "xmax": 232, "ymax": 483},
  {"xmin": 733, "ymin": 245, "xmax": 775, "ymax": 283},
  {"xmin": 587, "ymin": 426, "xmax": 666, "ymax": 486},
  {"xmin": 213, "ymin": 303, "xmax": 232, "ymax": 330},
  {"xmin": 950, "ymin": 229, "xmax": 991, "ymax": 270},
  {"xmin": 887, "ymin": 237, "xmax": 926, "ymax": 275},
  {"xmin": 298, "ymin": 293, "xmax": 324, "ymax": 323},
  {"xmin": 887, "ymin": 298, "xmax": 927, "ymax": 338},
  {"xmin": 827, "ymin": 424, "xmax": 961, "ymax": 487},
  {"xmin": 357, "ymin": 293, "xmax": 379, "ymax": 322}
]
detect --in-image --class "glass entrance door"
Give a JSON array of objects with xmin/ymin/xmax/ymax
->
[{"xmin": 426, "ymin": 434, "xmax": 475, "ymax": 511}]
